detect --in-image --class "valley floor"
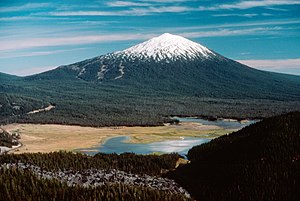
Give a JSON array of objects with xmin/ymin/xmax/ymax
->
[{"xmin": 2, "ymin": 122, "xmax": 229, "ymax": 154}]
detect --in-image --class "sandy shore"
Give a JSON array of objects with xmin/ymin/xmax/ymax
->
[{"xmin": 2, "ymin": 122, "xmax": 230, "ymax": 154}]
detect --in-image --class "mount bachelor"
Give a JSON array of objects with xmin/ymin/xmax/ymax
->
[
  {"xmin": 1, "ymin": 33, "xmax": 300, "ymax": 126},
  {"xmin": 26, "ymin": 33, "xmax": 300, "ymax": 99}
]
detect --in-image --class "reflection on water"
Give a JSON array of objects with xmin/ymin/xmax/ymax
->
[
  {"xmin": 173, "ymin": 117, "xmax": 257, "ymax": 129},
  {"xmin": 78, "ymin": 117, "xmax": 258, "ymax": 156},
  {"xmin": 80, "ymin": 136, "xmax": 210, "ymax": 156}
]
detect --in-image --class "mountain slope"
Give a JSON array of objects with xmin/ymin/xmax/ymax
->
[
  {"xmin": 1, "ymin": 33, "xmax": 300, "ymax": 126},
  {"xmin": 167, "ymin": 112, "xmax": 300, "ymax": 201},
  {"xmin": 0, "ymin": 72, "xmax": 20, "ymax": 81},
  {"xmin": 27, "ymin": 33, "xmax": 300, "ymax": 100}
]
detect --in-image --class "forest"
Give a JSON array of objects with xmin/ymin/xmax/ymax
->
[
  {"xmin": 0, "ymin": 152, "xmax": 181, "ymax": 176},
  {"xmin": 0, "ymin": 168, "xmax": 190, "ymax": 201},
  {"xmin": 0, "ymin": 152, "xmax": 190, "ymax": 201},
  {"xmin": 167, "ymin": 112, "xmax": 300, "ymax": 201},
  {"xmin": 1, "ymin": 78, "xmax": 299, "ymax": 127},
  {"xmin": 1, "ymin": 67, "xmax": 300, "ymax": 127}
]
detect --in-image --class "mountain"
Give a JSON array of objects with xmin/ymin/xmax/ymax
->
[
  {"xmin": 1, "ymin": 33, "xmax": 300, "ymax": 126},
  {"xmin": 0, "ymin": 72, "xmax": 20, "ymax": 81},
  {"xmin": 167, "ymin": 112, "xmax": 300, "ymax": 201},
  {"xmin": 27, "ymin": 33, "xmax": 300, "ymax": 100}
]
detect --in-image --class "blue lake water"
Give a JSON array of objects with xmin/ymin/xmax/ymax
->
[
  {"xmin": 173, "ymin": 117, "xmax": 257, "ymax": 129},
  {"xmin": 78, "ymin": 117, "xmax": 257, "ymax": 156},
  {"xmin": 80, "ymin": 136, "xmax": 210, "ymax": 156}
]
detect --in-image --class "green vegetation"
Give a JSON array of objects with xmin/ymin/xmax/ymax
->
[
  {"xmin": 1, "ymin": 53, "xmax": 300, "ymax": 127},
  {"xmin": 0, "ymin": 168, "xmax": 190, "ymax": 201},
  {"xmin": 167, "ymin": 112, "xmax": 300, "ymax": 201},
  {"xmin": 0, "ymin": 151, "xmax": 180, "ymax": 176},
  {"xmin": 0, "ymin": 152, "xmax": 188, "ymax": 201},
  {"xmin": 0, "ymin": 128, "xmax": 19, "ymax": 147},
  {"xmin": 0, "ymin": 129, "xmax": 12, "ymax": 147},
  {"xmin": 1, "ymin": 76, "xmax": 299, "ymax": 126}
]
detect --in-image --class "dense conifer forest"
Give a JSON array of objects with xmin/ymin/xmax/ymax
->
[
  {"xmin": 0, "ymin": 152, "xmax": 180, "ymax": 176},
  {"xmin": 0, "ymin": 152, "xmax": 189, "ymax": 201},
  {"xmin": 167, "ymin": 112, "xmax": 300, "ymax": 201},
  {"xmin": 0, "ymin": 168, "xmax": 190, "ymax": 201},
  {"xmin": 1, "ymin": 73, "xmax": 300, "ymax": 127}
]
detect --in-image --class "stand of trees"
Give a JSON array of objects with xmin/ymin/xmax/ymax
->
[
  {"xmin": 0, "ymin": 152, "xmax": 181, "ymax": 176},
  {"xmin": 1, "ymin": 78, "xmax": 300, "ymax": 127},
  {"xmin": 167, "ymin": 112, "xmax": 300, "ymax": 201},
  {"xmin": 0, "ymin": 168, "xmax": 190, "ymax": 201}
]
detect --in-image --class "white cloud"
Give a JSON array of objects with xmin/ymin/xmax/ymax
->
[
  {"xmin": 48, "ymin": 6, "xmax": 194, "ymax": 16},
  {"xmin": 0, "ymin": 33, "xmax": 156, "ymax": 51},
  {"xmin": 0, "ymin": 26, "xmax": 284, "ymax": 52},
  {"xmin": 49, "ymin": 11, "xmax": 125, "ymax": 16},
  {"xmin": 130, "ymin": 6, "xmax": 193, "ymax": 15},
  {"xmin": 0, "ymin": 3, "xmax": 51, "ymax": 12},
  {"xmin": 0, "ymin": 48, "xmax": 88, "ymax": 59},
  {"xmin": 163, "ymin": 19, "xmax": 300, "ymax": 33},
  {"xmin": 237, "ymin": 58, "xmax": 300, "ymax": 70},
  {"xmin": 181, "ymin": 27, "xmax": 282, "ymax": 38},
  {"xmin": 136, "ymin": 0, "xmax": 192, "ymax": 2},
  {"xmin": 200, "ymin": 0, "xmax": 300, "ymax": 11},
  {"xmin": 0, "ymin": 16, "xmax": 33, "ymax": 21},
  {"xmin": 8, "ymin": 66, "xmax": 57, "ymax": 76},
  {"xmin": 0, "ymin": 27, "xmax": 284, "ymax": 52},
  {"xmin": 106, "ymin": 1, "xmax": 151, "ymax": 7},
  {"xmin": 213, "ymin": 13, "xmax": 258, "ymax": 17}
]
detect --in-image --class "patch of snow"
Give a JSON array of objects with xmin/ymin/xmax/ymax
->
[
  {"xmin": 118, "ymin": 33, "xmax": 215, "ymax": 62},
  {"xmin": 13, "ymin": 106, "xmax": 21, "ymax": 110},
  {"xmin": 97, "ymin": 64, "xmax": 108, "ymax": 80},
  {"xmin": 27, "ymin": 104, "xmax": 55, "ymax": 115},
  {"xmin": 69, "ymin": 65, "xmax": 80, "ymax": 71},
  {"xmin": 114, "ymin": 62, "xmax": 125, "ymax": 80},
  {"xmin": 78, "ymin": 68, "xmax": 86, "ymax": 76}
]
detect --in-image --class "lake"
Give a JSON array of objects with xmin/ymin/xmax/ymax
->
[
  {"xmin": 173, "ymin": 117, "xmax": 257, "ymax": 129},
  {"xmin": 79, "ymin": 117, "xmax": 257, "ymax": 156}
]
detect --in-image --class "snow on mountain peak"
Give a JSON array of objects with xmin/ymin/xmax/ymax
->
[{"xmin": 119, "ymin": 33, "xmax": 215, "ymax": 61}]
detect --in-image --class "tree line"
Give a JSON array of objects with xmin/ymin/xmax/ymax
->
[{"xmin": 167, "ymin": 112, "xmax": 300, "ymax": 201}]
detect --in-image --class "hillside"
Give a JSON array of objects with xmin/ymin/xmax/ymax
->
[
  {"xmin": 1, "ymin": 33, "xmax": 300, "ymax": 126},
  {"xmin": 0, "ymin": 152, "xmax": 191, "ymax": 201},
  {"xmin": 27, "ymin": 34, "xmax": 300, "ymax": 100},
  {"xmin": 167, "ymin": 112, "xmax": 300, "ymax": 201}
]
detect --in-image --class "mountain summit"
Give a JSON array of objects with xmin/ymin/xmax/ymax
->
[
  {"xmin": 118, "ymin": 33, "xmax": 215, "ymax": 62},
  {"xmin": 27, "ymin": 33, "xmax": 300, "ymax": 100},
  {"xmin": 1, "ymin": 33, "xmax": 300, "ymax": 126}
]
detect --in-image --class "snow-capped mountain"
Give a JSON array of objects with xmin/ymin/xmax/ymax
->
[
  {"xmin": 53, "ymin": 33, "xmax": 222, "ymax": 81},
  {"xmin": 27, "ymin": 33, "xmax": 300, "ymax": 100},
  {"xmin": 118, "ymin": 33, "xmax": 215, "ymax": 62}
]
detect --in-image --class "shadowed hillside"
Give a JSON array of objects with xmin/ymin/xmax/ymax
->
[{"xmin": 167, "ymin": 112, "xmax": 300, "ymax": 201}]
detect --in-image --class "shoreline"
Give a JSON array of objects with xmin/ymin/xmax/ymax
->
[
  {"xmin": 1, "ymin": 115, "xmax": 259, "ymax": 129},
  {"xmin": 2, "ymin": 122, "xmax": 229, "ymax": 154}
]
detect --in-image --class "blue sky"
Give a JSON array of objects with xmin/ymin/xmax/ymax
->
[{"xmin": 0, "ymin": 0, "xmax": 300, "ymax": 76}]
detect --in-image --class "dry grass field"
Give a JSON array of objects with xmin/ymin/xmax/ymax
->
[{"xmin": 2, "ymin": 122, "xmax": 231, "ymax": 153}]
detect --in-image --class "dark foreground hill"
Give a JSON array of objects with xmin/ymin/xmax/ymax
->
[
  {"xmin": 1, "ymin": 33, "xmax": 300, "ymax": 126},
  {"xmin": 0, "ymin": 152, "xmax": 191, "ymax": 201},
  {"xmin": 167, "ymin": 112, "xmax": 300, "ymax": 201}
]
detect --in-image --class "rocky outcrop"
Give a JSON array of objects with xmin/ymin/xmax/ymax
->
[{"xmin": 1, "ymin": 163, "xmax": 190, "ymax": 198}]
